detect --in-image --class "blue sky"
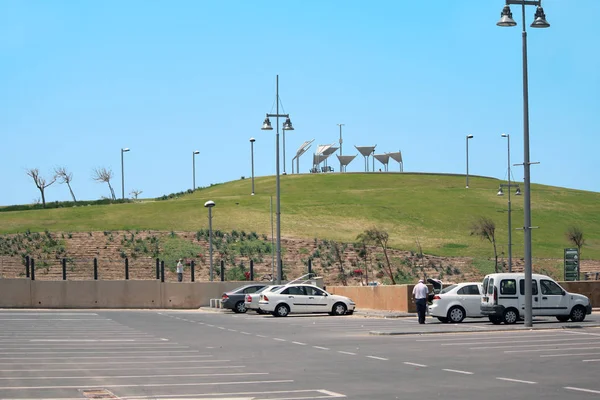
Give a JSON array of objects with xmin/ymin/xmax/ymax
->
[{"xmin": 1, "ymin": 0, "xmax": 598, "ymax": 206}]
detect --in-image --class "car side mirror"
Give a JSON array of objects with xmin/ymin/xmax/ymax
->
[{"xmin": 561, "ymin": 290, "xmax": 566, "ymax": 296}]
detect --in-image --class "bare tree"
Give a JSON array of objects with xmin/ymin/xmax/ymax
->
[
  {"xmin": 470, "ymin": 217, "xmax": 499, "ymax": 273},
  {"xmin": 92, "ymin": 167, "xmax": 116, "ymax": 200},
  {"xmin": 54, "ymin": 167, "xmax": 77, "ymax": 202},
  {"xmin": 26, "ymin": 168, "xmax": 57, "ymax": 208},
  {"xmin": 357, "ymin": 228, "xmax": 396, "ymax": 284},
  {"xmin": 328, "ymin": 241, "xmax": 348, "ymax": 286},
  {"xmin": 129, "ymin": 189, "xmax": 143, "ymax": 200},
  {"xmin": 566, "ymin": 226, "xmax": 585, "ymax": 263}
]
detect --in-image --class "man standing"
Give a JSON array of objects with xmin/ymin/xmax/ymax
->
[
  {"xmin": 412, "ymin": 279, "xmax": 429, "ymax": 324},
  {"xmin": 176, "ymin": 259, "xmax": 184, "ymax": 282}
]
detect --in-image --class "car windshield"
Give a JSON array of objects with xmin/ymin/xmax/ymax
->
[{"xmin": 440, "ymin": 284, "xmax": 458, "ymax": 294}]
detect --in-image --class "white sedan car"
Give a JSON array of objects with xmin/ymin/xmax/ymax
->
[
  {"xmin": 427, "ymin": 282, "xmax": 484, "ymax": 323},
  {"xmin": 258, "ymin": 283, "xmax": 356, "ymax": 317},
  {"xmin": 244, "ymin": 285, "xmax": 282, "ymax": 314}
]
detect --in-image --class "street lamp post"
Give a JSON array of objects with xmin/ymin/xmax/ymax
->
[
  {"xmin": 192, "ymin": 151, "xmax": 200, "ymax": 190},
  {"xmin": 250, "ymin": 138, "xmax": 256, "ymax": 195},
  {"xmin": 261, "ymin": 75, "xmax": 294, "ymax": 285},
  {"xmin": 497, "ymin": 0, "xmax": 550, "ymax": 328},
  {"xmin": 465, "ymin": 135, "xmax": 473, "ymax": 188},
  {"xmin": 121, "ymin": 147, "xmax": 130, "ymax": 199},
  {"xmin": 337, "ymin": 123, "xmax": 344, "ymax": 172},
  {"xmin": 204, "ymin": 200, "xmax": 215, "ymax": 281}
]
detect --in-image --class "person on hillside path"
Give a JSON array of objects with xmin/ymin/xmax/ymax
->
[
  {"xmin": 177, "ymin": 259, "xmax": 184, "ymax": 282},
  {"xmin": 412, "ymin": 279, "xmax": 429, "ymax": 324}
]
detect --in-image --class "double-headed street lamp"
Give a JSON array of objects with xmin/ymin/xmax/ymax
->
[
  {"xmin": 497, "ymin": 0, "xmax": 550, "ymax": 328},
  {"xmin": 261, "ymin": 75, "xmax": 294, "ymax": 284},
  {"xmin": 192, "ymin": 150, "xmax": 200, "ymax": 190},
  {"xmin": 250, "ymin": 138, "xmax": 256, "ymax": 195},
  {"xmin": 121, "ymin": 147, "xmax": 130, "ymax": 200},
  {"xmin": 204, "ymin": 200, "xmax": 215, "ymax": 281},
  {"xmin": 465, "ymin": 135, "xmax": 474, "ymax": 188},
  {"xmin": 497, "ymin": 133, "xmax": 522, "ymax": 272}
]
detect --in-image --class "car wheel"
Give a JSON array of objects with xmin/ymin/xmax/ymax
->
[
  {"xmin": 274, "ymin": 303, "xmax": 290, "ymax": 317},
  {"xmin": 437, "ymin": 317, "xmax": 449, "ymax": 323},
  {"xmin": 489, "ymin": 316, "xmax": 502, "ymax": 325},
  {"xmin": 570, "ymin": 305, "xmax": 586, "ymax": 322},
  {"xmin": 503, "ymin": 308, "xmax": 519, "ymax": 324},
  {"xmin": 556, "ymin": 315, "xmax": 570, "ymax": 322},
  {"xmin": 447, "ymin": 306, "xmax": 465, "ymax": 323},
  {"xmin": 332, "ymin": 302, "xmax": 347, "ymax": 316},
  {"xmin": 234, "ymin": 301, "xmax": 247, "ymax": 314}
]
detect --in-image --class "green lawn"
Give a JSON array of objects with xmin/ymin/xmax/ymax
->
[{"xmin": 1, "ymin": 173, "xmax": 598, "ymax": 259}]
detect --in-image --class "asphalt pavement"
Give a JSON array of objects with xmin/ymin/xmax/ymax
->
[{"xmin": 1, "ymin": 309, "xmax": 599, "ymax": 399}]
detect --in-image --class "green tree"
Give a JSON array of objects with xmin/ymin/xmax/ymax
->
[{"xmin": 470, "ymin": 217, "xmax": 499, "ymax": 273}]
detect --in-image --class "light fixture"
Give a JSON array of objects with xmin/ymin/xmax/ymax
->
[
  {"xmin": 531, "ymin": 6, "xmax": 550, "ymax": 28},
  {"xmin": 497, "ymin": 5, "xmax": 517, "ymax": 27},
  {"xmin": 283, "ymin": 117, "xmax": 294, "ymax": 131},
  {"xmin": 515, "ymin": 186, "xmax": 522, "ymax": 196},
  {"xmin": 261, "ymin": 117, "xmax": 273, "ymax": 130},
  {"xmin": 497, "ymin": 186, "xmax": 504, "ymax": 196}
]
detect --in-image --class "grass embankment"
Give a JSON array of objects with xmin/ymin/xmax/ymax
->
[{"xmin": 1, "ymin": 173, "xmax": 598, "ymax": 260}]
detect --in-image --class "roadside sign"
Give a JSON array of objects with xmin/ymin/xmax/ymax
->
[{"xmin": 564, "ymin": 248, "xmax": 579, "ymax": 281}]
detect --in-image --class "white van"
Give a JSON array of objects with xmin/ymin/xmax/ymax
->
[{"xmin": 480, "ymin": 273, "xmax": 592, "ymax": 325}]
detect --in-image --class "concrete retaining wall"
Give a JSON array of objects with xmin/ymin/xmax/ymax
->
[{"xmin": 0, "ymin": 279, "xmax": 248, "ymax": 309}]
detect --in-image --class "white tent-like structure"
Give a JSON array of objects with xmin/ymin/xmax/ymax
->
[
  {"xmin": 311, "ymin": 143, "xmax": 338, "ymax": 173},
  {"xmin": 387, "ymin": 151, "xmax": 403, "ymax": 172},
  {"xmin": 373, "ymin": 154, "xmax": 390, "ymax": 172},
  {"xmin": 355, "ymin": 145, "xmax": 376, "ymax": 172},
  {"xmin": 292, "ymin": 139, "xmax": 314, "ymax": 174},
  {"xmin": 336, "ymin": 155, "xmax": 357, "ymax": 172}
]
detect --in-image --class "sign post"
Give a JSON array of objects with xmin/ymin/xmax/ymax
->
[{"xmin": 564, "ymin": 248, "xmax": 579, "ymax": 281}]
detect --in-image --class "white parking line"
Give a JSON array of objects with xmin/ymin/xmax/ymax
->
[
  {"xmin": 0, "ymin": 355, "xmax": 212, "ymax": 360},
  {"xmin": 0, "ymin": 360, "xmax": 226, "ymax": 366},
  {"xmin": 496, "ymin": 377, "xmax": 537, "ymax": 384},
  {"xmin": 506, "ymin": 346, "xmax": 600, "ymax": 354},
  {"xmin": 240, "ymin": 332, "xmax": 252, "ymax": 335},
  {"xmin": 292, "ymin": 341, "xmax": 307, "ymax": 346},
  {"xmin": 366, "ymin": 356, "xmax": 388, "ymax": 361},
  {"xmin": 120, "ymin": 388, "xmax": 346, "ymax": 399},
  {"xmin": 0, "ymin": 379, "xmax": 294, "ymax": 390},
  {"xmin": 582, "ymin": 359, "xmax": 600, "ymax": 362},
  {"xmin": 313, "ymin": 346, "xmax": 330, "ymax": 350},
  {"xmin": 273, "ymin": 338, "xmax": 286, "ymax": 342},
  {"xmin": 541, "ymin": 352, "xmax": 600, "ymax": 358},
  {"xmin": 564, "ymin": 386, "xmax": 600, "ymax": 395},
  {"xmin": 443, "ymin": 369, "xmax": 473, "ymax": 375},
  {"xmin": 0, "ymin": 365, "xmax": 243, "ymax": 372},
  {"xmin": 26, "ymin": 339, "xmax": 139, "ymax": 342},
  {"xmin": 0, "ymin": 372, "xmax": 268, "ymax": 380},
  {"xmin": 337, "ymin": 351, "xmax": 356, "ymax": 355},
  {"xmin": 564, "ymin": 330, "xmax": 600, "ymax": 337},
  {"xmin": 443, "ymin": 337, "xmax": 587, "ymax": 346},
  {"xmin": 0, "ymin": 350, "xmax": 196, "ymax": 355},
  {"xmin": 415, "ymin": 333, "xmax": 565, "ymax": 342},
  {"xmin": 256, "ymin": 334, "xmax": 267, "ymax": 338},
  {"xmin": 404, "ymin": 362, "xmax": 427, "ymax": 367},
  {"xmin": 228, "ymin": 329, "xmax": 238, "ymax": 332}
]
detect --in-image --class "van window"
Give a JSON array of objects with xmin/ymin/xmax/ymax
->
[
  {"xmin": 541, "ymin": 280, "xmax": 563, "ymax": 295},
  {"xmin": 483, "ymin": 277, "xmax": 489, "ymax": 295},
  {"xmin": 519, "ymin": 279, "xmax": 538, "ymax": 295},
  {"xmin": 500, "ymin": 279, "xmax": 516, "ymax": 295},
  {"xmin": 487, "ymin": 278, "xmax": 495, "ymax": 295}
]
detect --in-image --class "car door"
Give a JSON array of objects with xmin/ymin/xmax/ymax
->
[
  {"xmin": 539, "ymin": 279, "xmax": 569, "ymax": 316},
  {"xmin": 280, "ymin": 286, "xmax": 308, "ymax": 313},
  {"xmin": 457, "ymin": 284, "xmax": 482, "ymax": 317},
  {"xmin": 304, "ymin": 286, "xmax": 330, "ymax": 313},
  {"xmin": 519, "ymin": 279, "xmax": 541, "ymax": 316}
]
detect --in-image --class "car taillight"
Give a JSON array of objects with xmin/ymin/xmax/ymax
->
[
  {"xmin": 433, "ymin": 295, "xmax": 441, "ymax": 300},
  {"xmin": 222, "ymin": 294, "xmax": 229, "ymax": 300},
  {"xmin": 263, "ymin": 295, "xmax": 269, "ymax": 301},
  {"xmin": 246, "ymin": 295, "xmax": 252, "ymax": 302}
]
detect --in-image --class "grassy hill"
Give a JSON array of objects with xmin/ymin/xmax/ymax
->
[{"xmin": 1, "ymin": 173, "xmax": 598, "ymax": 260}]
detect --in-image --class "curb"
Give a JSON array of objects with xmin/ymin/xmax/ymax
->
[{"xmin": 370, "ymin": 322, "xmax": 600, "ymax": 335}]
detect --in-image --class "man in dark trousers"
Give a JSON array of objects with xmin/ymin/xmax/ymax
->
[{"xmin": 412, "ymin": 279, "xmax": 429, "ymax": 324}]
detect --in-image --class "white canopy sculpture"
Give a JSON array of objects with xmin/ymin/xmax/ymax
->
[
  {"xmin": 336, "ymin": 155, "xmax": 357, "ymax": 172},
  {"xmin": 387, "ymin": 151, "xmax": 403, "ymax": 172},
  {"xmin": 355, "ymin": 145, "xmax": 376, "ymax": 172},
  {"xmin": 292, "ymin": 139, "xmax": 314, "ymax": 174},
  {"xmin": 312, "ymin": 143, "xmax": 338, "ymax": 173},
  {"xmin": 373, "ymin": 154, "xmax": 390, "ymax": 172}
]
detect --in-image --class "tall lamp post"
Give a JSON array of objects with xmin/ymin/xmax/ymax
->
[
  {"xmin": 497, "ymin": 133, "xmax": 522, "ymax": 272},
  {"xmin": 337, "ymin": 123, "xmax": 344, "ymax": 172},
  {"xmin": 261, "ymin": 75, "xmax": 294, "ymax": 284},
  {"xmin": 497, "ymin": 0, "xmax": 550, "ymax": 328},
  {"xmin": 121, "ymin": 147, "xmax": 130, "ymax": 199},
  {"xmin": 250, "ymin": 138, "xmax": 256, "ymax": 195},
  {"xmin": 465, "ymin": 135, "xmax": 473, "ymax": 188},
  {"xmin": 204, "ymin": 200, "xmax": 215, "ymax": 281},
  {"xmin": 192, "ymin": 150, "xmax": 200, "ymax": 190}
]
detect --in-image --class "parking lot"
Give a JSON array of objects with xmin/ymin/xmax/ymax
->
[{"xmin": 1, "ymin": 309, "xmax": 599, "ymax": 399}]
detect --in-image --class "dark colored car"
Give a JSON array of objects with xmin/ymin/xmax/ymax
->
[{"xmin": 221, "ymin": 284, "xmax": 268, "ymax": 313}]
